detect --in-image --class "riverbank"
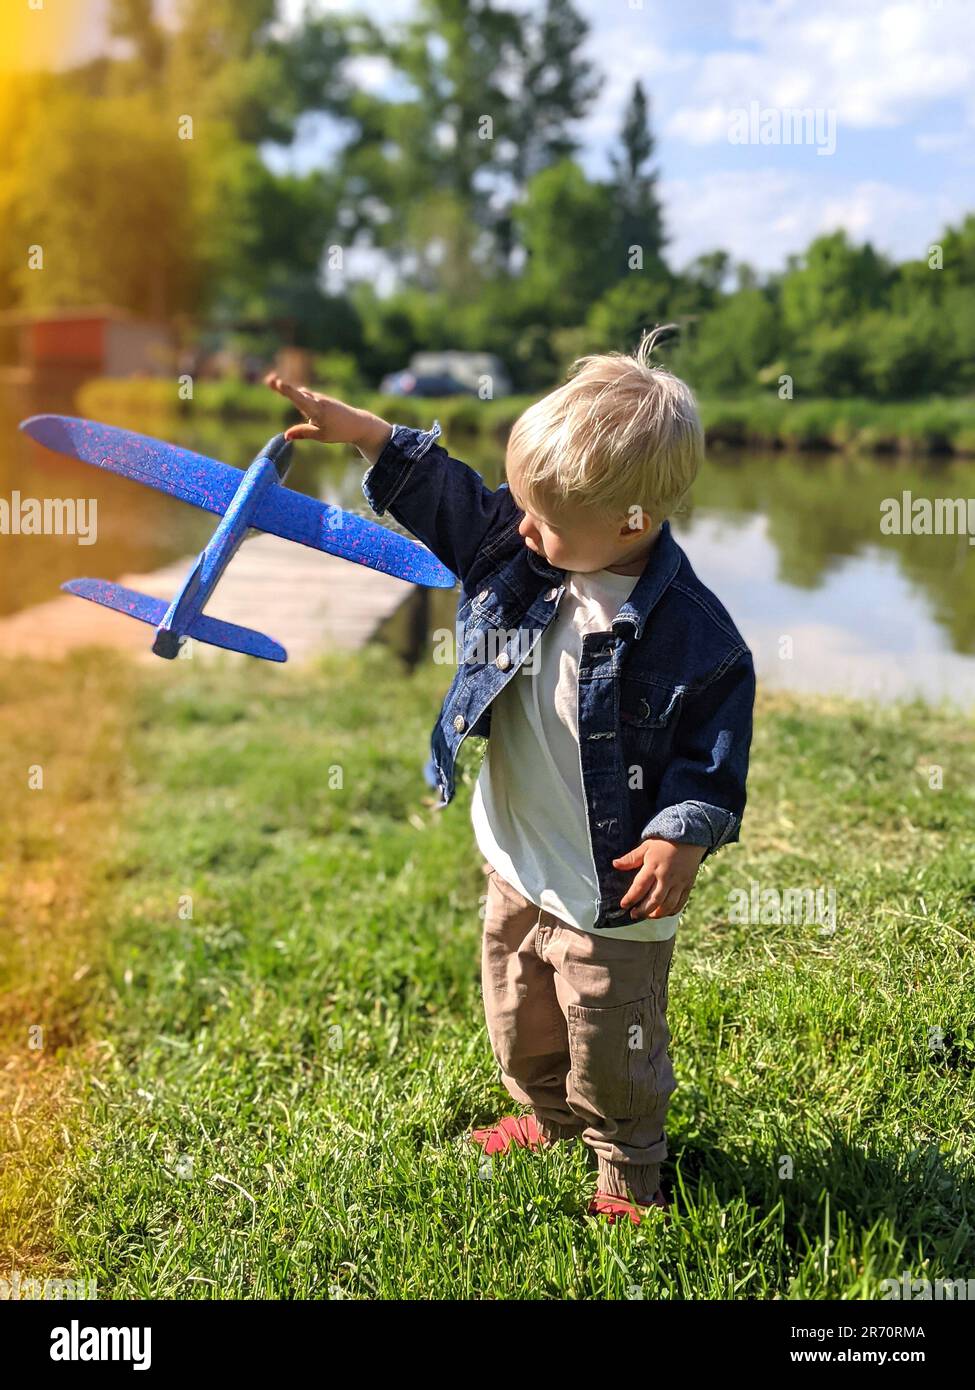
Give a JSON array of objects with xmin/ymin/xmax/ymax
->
[
  {"xmin": 2, "ymin": 647, "xmax": 973, "ymax": 1296},
  {"xmin": 76, "ymin": 379, "xmax": 975, "ymax": 457}
]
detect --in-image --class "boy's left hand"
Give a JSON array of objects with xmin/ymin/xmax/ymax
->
[{"xmin": 613, "ymin": 839, "xmax": 708, "ymax": 920}]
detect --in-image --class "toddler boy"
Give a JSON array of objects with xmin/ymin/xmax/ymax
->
[{"xmin": 265, "ymin": 334, "xmax": 755, "ymax": 1225}]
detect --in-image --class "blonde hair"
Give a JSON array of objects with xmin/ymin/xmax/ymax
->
[{"xmin": 506, "ymin": 326, "xmax": 704, "ymax": 523}]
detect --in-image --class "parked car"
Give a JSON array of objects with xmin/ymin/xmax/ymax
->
[
  {"xmin": 380, "ymin": 351, "xmax": 512, "ymax": 398},
  {"xmin": 379, "ymin": 369, "xmax": 474, "ymax": 397}
]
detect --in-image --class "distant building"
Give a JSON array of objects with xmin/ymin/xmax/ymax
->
[{"xmin": 0, "ymin": 305, "xmax": 175, "ymax": 412}]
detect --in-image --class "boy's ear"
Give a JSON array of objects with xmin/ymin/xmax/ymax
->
[{"xmin": 620, "ymin": 507, "xmax": 653, "ymax": 537}]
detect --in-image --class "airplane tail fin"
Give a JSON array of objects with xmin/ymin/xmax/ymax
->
[
  {"xmin": 62, "ymin": 579, "xmax": 287, "ymax": 662},
  {"xmin": 63, "ymin": 578, "xmax": 168, "ymax": 625},
  {"xmin": 184, "ymin": 610, "xmax": 286, "ymax": 662}
]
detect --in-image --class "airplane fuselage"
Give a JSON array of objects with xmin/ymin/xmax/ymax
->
[{"xmin": 152, "ymin": 436, "xmax": 293, "ymax": 659}]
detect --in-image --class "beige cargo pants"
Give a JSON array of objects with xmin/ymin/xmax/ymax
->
[{"xmin": 479, "ymin": 862, "xmax": 677, "ymax": 1203}]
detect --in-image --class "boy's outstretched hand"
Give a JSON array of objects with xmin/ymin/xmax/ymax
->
[
  {"xmin": 613, "ymin": 839, "xmax": 707, "ymax": 920},
  {"xmin": 264, "ymin": 372, "xmax": 393, "ymax": 464}
]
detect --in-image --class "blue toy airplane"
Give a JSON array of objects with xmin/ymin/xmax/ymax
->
[{"xmin": 19, "ymin": 414, "xmax": 456, "ymax": 662}]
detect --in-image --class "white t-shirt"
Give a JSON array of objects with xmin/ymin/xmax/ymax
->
[{"xmin": 471, "ymin": 567, "xmax": 680, "ymax": 942}]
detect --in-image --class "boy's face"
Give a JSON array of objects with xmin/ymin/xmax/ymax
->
[{"xmin": 506, "ymin": 465, "xmax": 657, "ymax": 575}]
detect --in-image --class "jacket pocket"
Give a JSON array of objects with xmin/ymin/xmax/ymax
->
[
  {"xmin": 619, "ymin": 680, "xmax": 684, "ymax": 729},
  {"xmin": 619, "ymin": 684, "xmax": 685, "ymax": 807}
]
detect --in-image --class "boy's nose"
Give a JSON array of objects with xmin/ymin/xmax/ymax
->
[{"xmin": 518, "ymin": 520, "xmax": 539, "ymax": 552}]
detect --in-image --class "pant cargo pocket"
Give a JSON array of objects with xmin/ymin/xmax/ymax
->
[{"xmin": 566, "ymin": 997, "xmax": 657, "ymax": 1122}]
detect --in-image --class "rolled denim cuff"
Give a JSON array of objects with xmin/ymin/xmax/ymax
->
[
  {"xmin": 640, "ymin": 800, "xmax": 740, "ymax": 860},
  {"xmin": 360, "ymin": 420, "xmax": 442, "ymax": 517}
]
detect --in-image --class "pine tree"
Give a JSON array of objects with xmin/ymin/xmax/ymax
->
[{"xmin": 609, "ymin": 80, "xmax": 665, "ymax": 273}]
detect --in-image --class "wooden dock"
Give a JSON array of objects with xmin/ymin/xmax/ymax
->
[{"xmin": 0, "ymin": 534, "xmax": 423, "ymax": 664}]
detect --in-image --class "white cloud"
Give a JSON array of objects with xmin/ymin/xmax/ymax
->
[
  {"xmin": 662, "ymin": 168, "xmax": 962, "ymax": 270},
  {"xmin": 818, "ymin": 181, "xmax": 934, "ymax": 241},
  {"xmin": 666, "ymin": 102, "xmax": 734, "ymax": 146},
  {"xmin": 665, "ymin": 0, "xmax": 975, "ymax": 144},
  {"xmin": 915, "ymin": 131, "xmax": 973, "ymax": 156}
]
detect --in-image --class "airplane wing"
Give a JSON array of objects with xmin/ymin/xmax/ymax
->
[
  {"xmin": 21, "ymin": 413, "xmax": 457, "ymax": 588},
  {"xmin": 19, "ymin": 415, "xmax": 243, "ymax": 515},
  {"xmin": 251, "ymin": 487, "xmax": 456, "ymax": 587}
]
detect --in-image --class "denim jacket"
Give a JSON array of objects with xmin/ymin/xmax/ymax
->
[{"xmin": 361, "ymin": 420, "xmax": 756, "ymax": 929}]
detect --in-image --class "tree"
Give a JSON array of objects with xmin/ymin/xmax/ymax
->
[
  {"xmin": 346, "ymin": 0, "xmax": 523, "ymax": 235},
  {"xmin": 512, "ymin": 160, "xmax": 620, "ymax": 325},
  {"xmin": 585, "ymin": 273, "xmax": 676, "ymax": 354},
  {"xmin": 6, "ymin": 87, "xmax": 200, "ymax": 317},
  {"xmin": 608, "ymin": 80, "xmax": 666, "ymax": 273},
  {"xmin": 779, "ymin": 231, "xmax": 891, "ymax": 337},
  {"xmin": 939, "ymin": 213, "xmax": 975, "ymax": 286},
  {"xmin": 860, "ymin": 304, "xmax": 952, "ymax": 399},
  {"xmin": 108, "ymin": 0, "xmax": 166, "ymax": 75},
  {"xmin": 505, "ymin": 0, "xmax": 599, "ymax": 184},
  {"xmin": 336, "ymin": 0, "xmax": 599, "ymax": 286},
  {"xmin": 675, "ymin": 288, "xmax": 778, "ymax": 394},
  {"xmin": 198, "ymin": 143, "xmax": 343, "ymax": 336},
  {"xmin": 793, "ymin": 322, "xmax": 868, "ymax": 397},
  {"xmin": 680, "ymin": 251, "xmax": 732, "ymax": 311},
  {"xmin": 106, "ymin": 0, "xmax": 353, "ymax": 142},
  {"xmin": 400, "ymin": 190, "xmax": 492, "ymax": 300},
  {"xmin": 491, "ymin": 0, "xmax": 600, "ymax": 269}
]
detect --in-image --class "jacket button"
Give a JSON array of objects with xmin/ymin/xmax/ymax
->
[
  {"xmin": 495, "ymin": 652, "xmax": 511, "ymax": 671},
  {"xmin": 453, "ymin": 714, "xmax": 466, "ymax": 732},
  {"xmin": 477, "ymin": 589, "xmax": 489, "ymax": 603},
  {"xmin": 544, "ymin": 587, "xmax": 559, "ymax": 601}
]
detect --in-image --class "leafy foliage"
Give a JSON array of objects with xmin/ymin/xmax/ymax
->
[{"xmin": 2, "ymin": 3, "xmax": 972, "ymax": 400}]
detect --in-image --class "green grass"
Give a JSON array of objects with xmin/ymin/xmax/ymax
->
[
  {"xmin": 2, "ymin": 649, "xmax": 975, "ymax": 1299},
  {"xmin": 700, "ymin": 395, "xmax": 975, "ymax": 454}
]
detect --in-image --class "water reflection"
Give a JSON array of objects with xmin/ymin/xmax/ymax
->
[{"xmin": 673, "ymin": 511, "xmax": 975, "ymax": 705}]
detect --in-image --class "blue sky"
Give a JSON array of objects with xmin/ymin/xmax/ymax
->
[{"xmin": 74, "ymin": 0, "xmax": 975, "ymax": 275}]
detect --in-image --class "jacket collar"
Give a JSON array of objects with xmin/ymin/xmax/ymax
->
[
  {"xmin": 612, "ymin": 520, "xmax": 682, "ymax": 641},
  {"xmin": 526, "ymin": 519, "xmax": 682, "ymax": 643},
  {"xmin": 526, "ymin": 547, "xmax": 564, "ymax": 582}
]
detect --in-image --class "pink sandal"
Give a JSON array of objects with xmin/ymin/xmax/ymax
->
[
  {"xmin": 587, "ymin": 1189, "xmax": 670, "ymax": 1226},
  {"xmin": 469, "ymin": 1114, "xmax": 548, "ymax": 1155}
]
